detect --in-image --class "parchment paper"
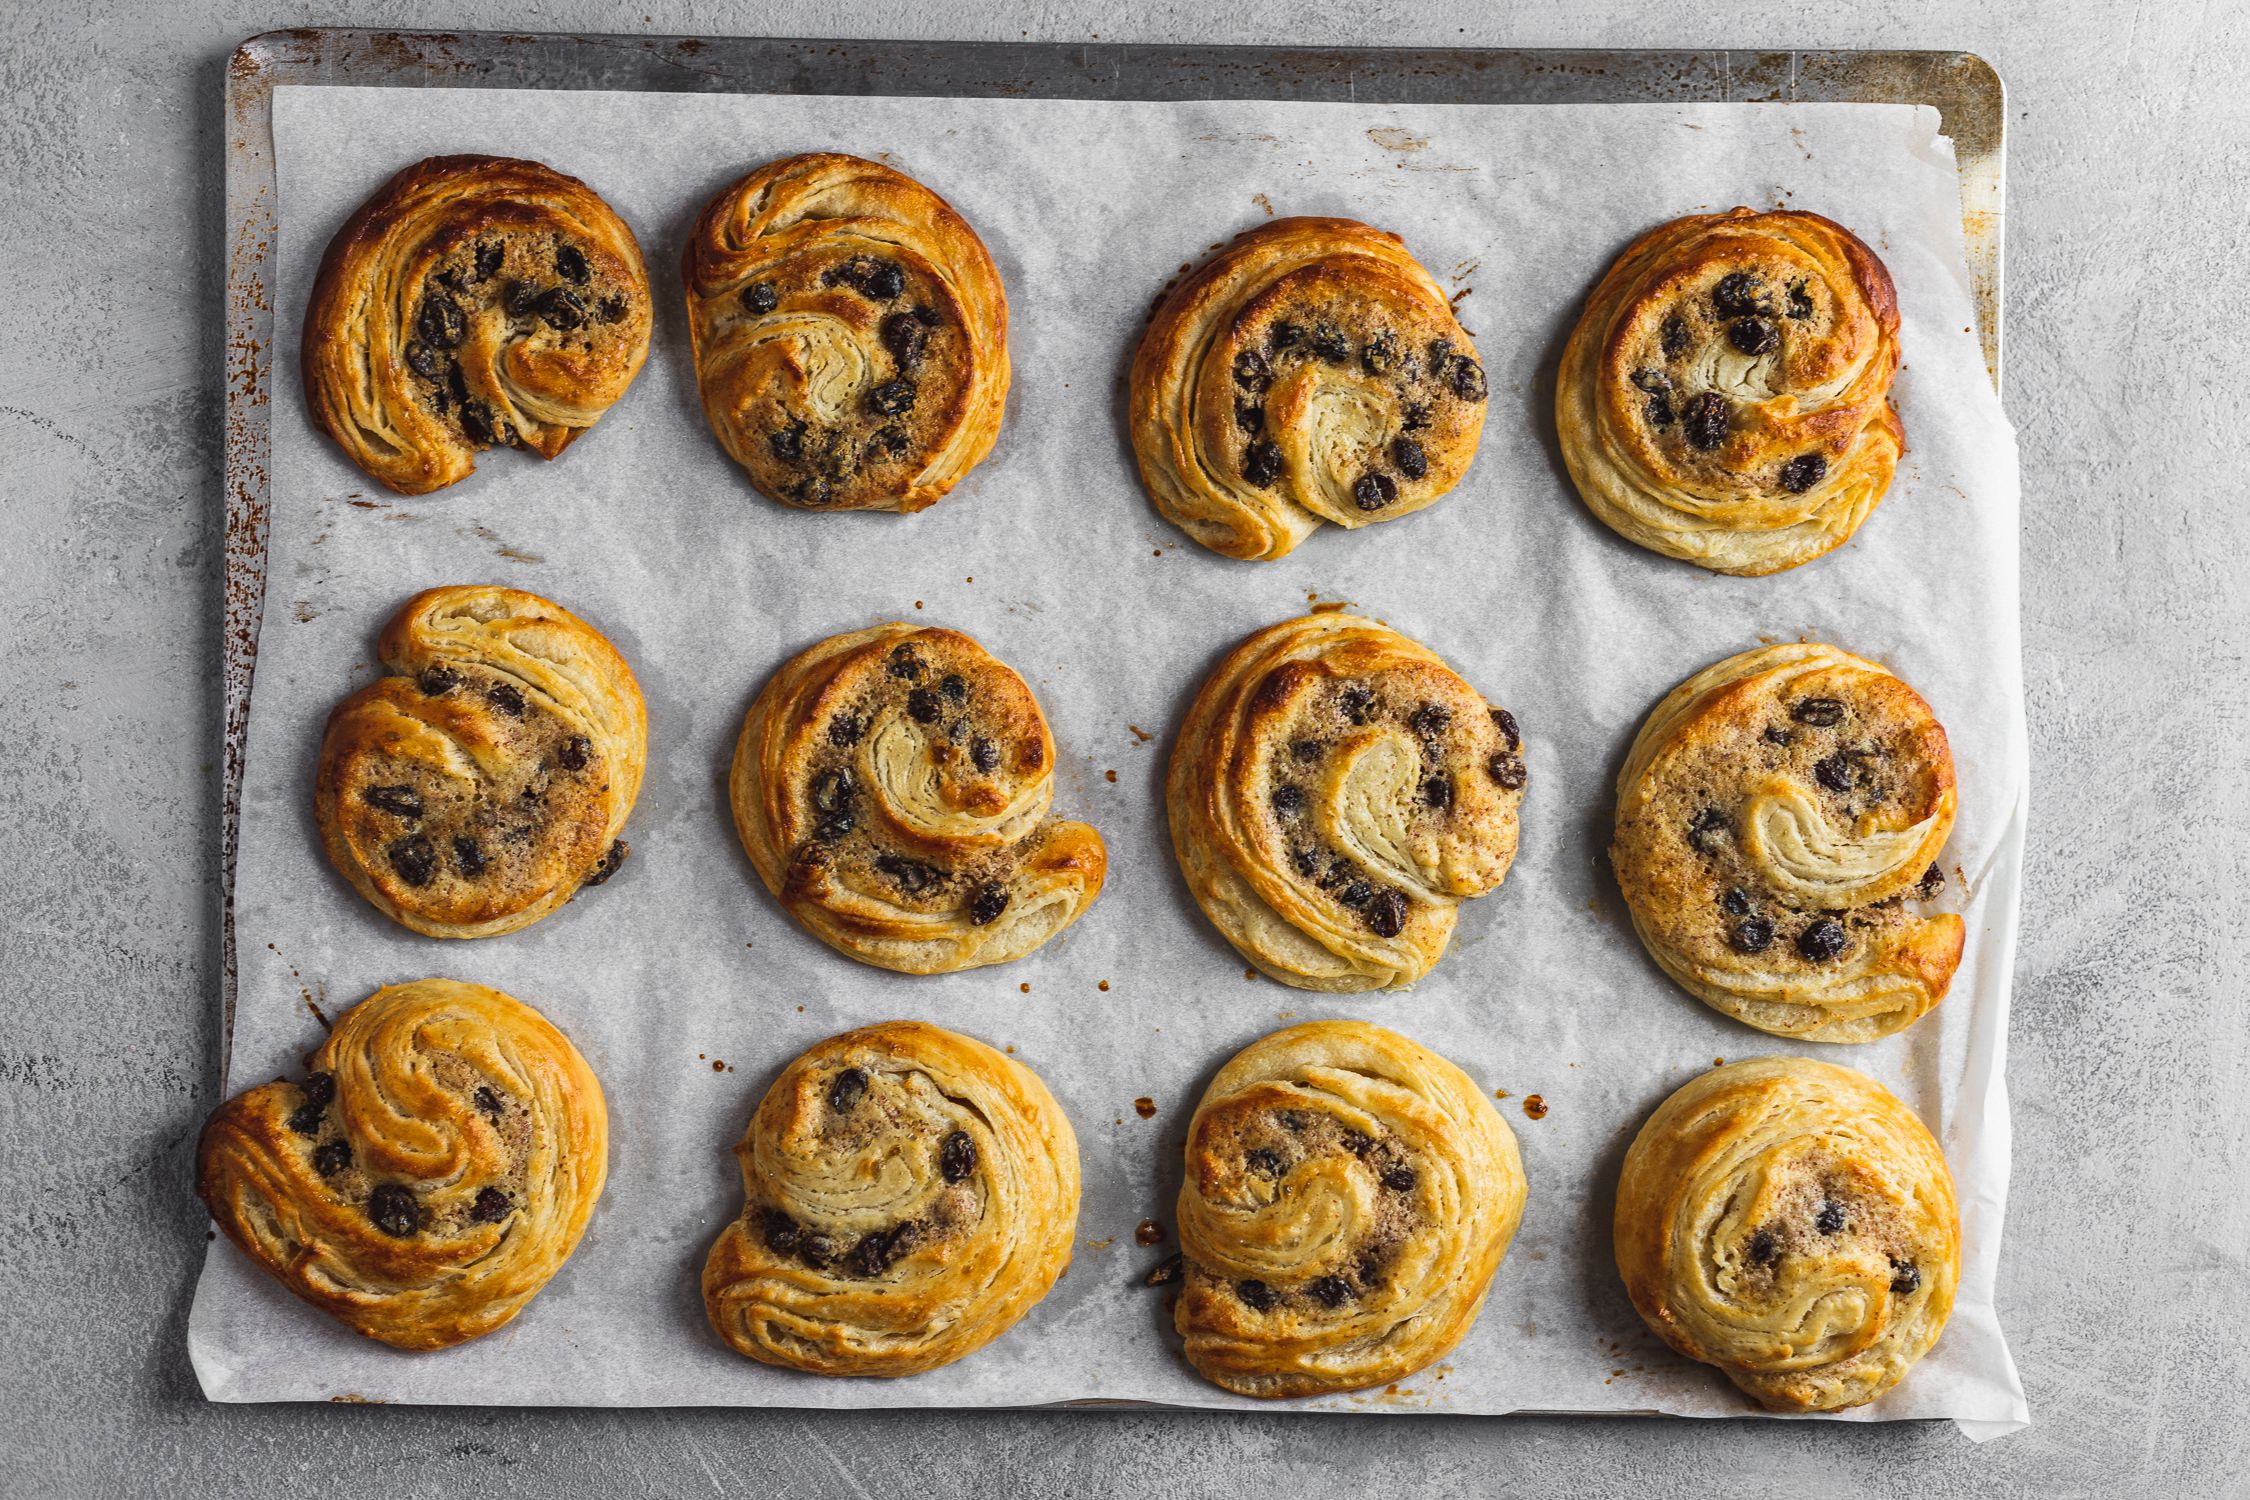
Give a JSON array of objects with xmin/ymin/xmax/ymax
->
[{"xmin": 192, "ymin": 84, "xmax": 2030, "ymax": 1436}]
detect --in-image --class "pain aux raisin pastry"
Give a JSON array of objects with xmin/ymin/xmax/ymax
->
[
  {"xmin": 1130, "ymin": 217, "xmax": 1488, "ymax": 561},
  {"xmin": 303, "ymin": 155, "xmax": 652, "ymax": 496},
  {"xmin": 315, "ymin": 585, "xmax": 646, "ymax": 939},
  {"xmin": 683, "ymin": 153, "xmax": 1009, "ymax": 513},
  {"xmin": 1614, "ymin": 1056, "xmax": 1960, "ymax": 1411},
  {"xmin": 1168, "ymin": 613, "xmax": 1525, "ymax": 991},
  {"xmin": 1171, "ymin": 1021, "xmax": 1523, "ymax": 1397},
  {"xmin": 730, "ymin": 623, "xmax": 1105, "ymax": 974},
  {"xmin": 196, "ymin": 979, "xmax": 608, "ymax": 1350},
  {"xmin": 1612, "ymin": 643, "xmax": 1962, "ymax": 1043},
  {"xmin": 702, "ymin": 1022, "xmax": 1079, "ymax": 1376},
  {"xmin": 1556, "ymin": 208, "xmax": 1903, "ymax": 575}
]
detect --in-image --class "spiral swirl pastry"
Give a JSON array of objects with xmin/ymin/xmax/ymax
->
[
  {"xmin": 315, "ymin": 585, "xmax": 647, "ymax": 939},
  {"xmin": 1614, "ymin": 1056, "xmax": 1960, "ymax": 1411},
  {"xmin": 731, "ymin": 624, "xmax": 1105, "ymax": 974},
  {"xmin": 303, "ymin": 155, "xmax": 652, "ymax": 496},
  {"xmin": 195, "ymin": 979, "xmax": 608, "ymax": 1350},
  {"xmin": 1130, "ymin": 218, "xmax": 1488, "ymax": 561},
  {"xmin": 1171, "ymin": 1021, "xmax": 1523, "ymax": 1397},
  {"xmin": 1612, "ymin": 643, "xmax": 1962, "ymax": 1044},
  {"xmin": 1168, "ymin": 613, "xmax": 1525, "ymax": 991},
  {"xmin": 702, "ymin": 1021, "xmax": 1080, "ymax": 1377},
  {"xmin": 1557, "ymin": 208, "xmax": 1903, "ymax": 575},
  {"xmin": 683, "ymin": 153, "xmax": 1010, "ymax": 513}
]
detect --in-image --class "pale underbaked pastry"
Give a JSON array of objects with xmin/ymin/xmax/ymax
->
[
  {"xmin": 303, "ymin": 155, "xmax": 652, "ymax": 495},
  {"xmin": 1557, "ymin": 208, "xmax": 1902, "ymax": 575},
  {"xmin": 196, "ymin": 978, "xmax": 608, "ymax": 1350},
  {"xmin": 683, "ymin": 152, "xmax": 1009, "ymax": 512},
  {"xmin": 1173, "ymin": 1020, "xmax": 1523, "ymax": 1397},
  {"xmin": 315, "ymin": 585, "xmax": 646, "ymax": 939},
  {"xmin": 1614, "ymin": 1056, "xmax": 1959, "ymax": 1411},
  {"xmin": 703, "ymin": 1021, "xmax": 1080, "ymax": 1377},
  {"xmin": 730, "ymin": 623, "xmax": 1105, "ymax": 973},
  {"xmin": 1130, "ymin": 217, "xmax": 1488, "ymax": 561},
  {"xmin": 1612, "ymin": 642, "xmax": 1961, "ymax": 1043},
  {"xmin": 1168, "ymin": 612, "xmax": 1525, "ymax": 991}
]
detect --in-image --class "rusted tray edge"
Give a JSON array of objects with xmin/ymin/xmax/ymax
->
[{"xmin": 218, "ymin": 28, "xmax": 2005, "ymax": 1086}]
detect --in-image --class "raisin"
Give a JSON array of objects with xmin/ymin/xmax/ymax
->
[
  {"xmin": 473, "ymin": 241, "xmax": 503, "ymax": 281},
  {"xmin": 1426, "ymin": 337, "xmax": 1454, "ymax": 373},
  {"xmin": 1269, "ymin": 321, "xmax": 1303, "ymax": 351},
  {"xmin": 1309, "ymin": 1276, "xmax": 1353, "ymax": 1308},
  {"xmin": 1447, "ymin": 357, "xmax": 1487, "ymax": 402},
  {"xmin": 1687, "ymin": 806, "xmax": 1731, "ymax": 854},
  {"xmin": 1816, "ymin": 1200, "xmax": 1848, "ymax": 1235},
  {"xmin": 1682, "ymin": 391, "xmax": 1730, "ymax": 451},
  {"xmin": 1271, "ymin": 784, "xmax": 1305, "ymax": 816},
  {"xmin": 812, "ymin": 768, "xmax": 856, "ymax": 815},
  {"xmin": 504, "ymin": 281, "xmax": 543, "ymax": 317},
  {"xmin": 742, "ymin": 280, "xmax": 778, "ymax": 315},
  {"xmin": 1232, "ymin": 349, "xmax": 1272, "ymax": 392},
  {"xmin": 313, "ymin": 1140, "xmax": 352, "ymax": 1177},
  {"xmin": 1289, "ymin": 848, "xmax": 1321, "ymax": 878},
  {"xmin": 558, "ymin": 735, "xmax": 592, "ymax": 772},
  {"xmin": 583, "ymin": 840, "xmax": 628, "ymax": 886},
  {"xmin": 1338, "ymin": 879, "xmax": 1375, "ymax": 909},
  {"xmin": 907, "ymin": 687, "xmax": 943, "ymax": 724},
  {"xmin": 968, "ymin": 884, "xmax": 1010, "ymax": 926},
  {"xmin": 940, "ymin": 1130, "xmax": 977, "ymax": 1182},
  {"xmin": 1361, "ymin": 330, "xmax": 1397, "ymax": 374},
  {"xmin": 1418, "ymin": 775, "xmax": 1453, "ymax": 811},
  {"xmin": 827, "ymin": 1067, "xmax": 869, "ymax": 1113},
  {"xmin": 829, "ymin": 713, "xmax": 866, "ymax": 747},
  {"xmin": 869, "ymin": 425, "xmax": 911, "ymax": 460},
  {"xmin": 1787, "ymin": 280, "xmax": 1815, "ymax": 320},
  {"xmin": 1491, "ymin": 707, "xmax": 1521, "ymax": 750},
  {"xmin": 363, "ymin": 785, "xmax": 423, "ymax": 818},
  {"xmin": 1236, "ymin": 1279, "xmax": 1277, "ymax": 1312},
  {"xmin": 1291, "ymin": 739, "xmax": 1321, "ymax": 763},
  {"xmin": 1890, "ymin": 1261, "xmax": 1921, "ymax": 1295},
  {"xmin": 769, "ymin": 423, "xmax": 805, "ymax": 463},
  {"xmin": 1409, "ymin": 703, "xmax": 1452, "ymax": 738},
  {"xmin": 1234, "ymin": 402, "xmax": 1263, "ymax": 434},
  {"xmin": 1713, "ymin": 271, "xmax": 1770, "ymax": 319},
  {"xmin": 369, "ymin": 1184, "xmax": 419, "ymax": 1238},
  {"xmin": 1646, "ymin": 392, "xmax": 1675, "ymax": 426},
  {"xmin": 881, "ymin": 311, "xmax": 928, "ymax": 369},
  {"xmin": 1918, "ymin": 864, "xmax": 1946, "ymax": 897},
  {"xmin": 1243, "ymin": 439, "xmax": 1284, "ymax": 487},
  {"xmin": 538, "ymin": 287, "xmax": 587, "ymax": 332},
  {"xmin": 1401, "ymin": 401, "xmax": 1431, "ymax": 431},
  {"xmin": 1792, "ymin": 698, "xmax": 1846, "ymax": 727},
  {"xmin": 1747, "ymin": 1227, "xmax": 1780, "ymax": 1266},
  {"xmin": 760, "ymin": 1208, "xmax": 802, "ymax": 1254},
  {"xmin": 1144, "ymin": 1252, "xmax": 1184, "ymax": 1287},
  {"xmin": 939, "ymin": 673, "xmax": 968, "ymax": 705},
  {"xmin": 404, "ymin": 340, "xmax": 445, "ymax": 380},
  {"xmin": 1364, "ymin": 888, "xmax": 1408, "ymax": 938},
  {"xmin": 813, "ymin": 811, "xmax": 856, "ymax": 843},
  {"xmin": 474, "ymin": 1086, "xmax": 503, "ymax": 1118},
  {"xmin": 795, "ymin": 476, "xmax": 835, "ymax": 507},
  {"xmin": 1763, "ymin": 726, "xmax": 1794, "ymax": 746},
  {"xmin": 1779, "ymin": 453, "xmax": 1829, "ymax": 493},
  {"xmin": 1814, "ymin": 754, "xmax": 1855, "ymax": 793},
  {"xmin": 1310, "ymin": 324, "xmax": 1351, "ymax": 363},
  {"xmin": 387, "ymin": 834, "xmax": 437, "ymax": 886},
  {"xmin": 866, "ymin": 380, "xmax": 917, "ymax": 417},
  {"xmin": 1728, "ymin": 317, "xmax": 1779, "ymax": 356},
  {"xmin": 1730, "ymin": 918, "xmax": 1775, "ymax": 954},
  {"xmin": 846, "ymin": 1223, "xmax": 914, "ymax": 1277},
  {"xmin": 460, "ymin": 401, "xmax": 499, "ymax": 446},
  {"xmin": 1246, "ymin": 1146, "xmax": 1285, "ymax": 1177},
  {"xmin": 470, "ymin": 1187, "xmax": 512, "ymax": 1224},
  {"xmin": 287, "ymin": 1102, "xmax": 324, "ymax": 1137},
  {"xmin": 417, "ymin": 663, "xmax": 458, "ymax": 697},
  {"xmin": 856, "ymin": 259, "xmax": 905, "ymax": 300},
  {"xmin": 417, "ymin": 293, "xmax": 465, "ymax": 349},
  {"xmin": 797, "ymin": 1233, "xmax": 837, "ymax": 1268},
  {"xmin": 1487, "ymin": 752, "xmax": 1527, "ymax": 790},
  {"xmin": 1353, "ymin": 472, "xmax": 1398, "ymax": 511},
  {"xmin": 887, "ymin": 648, "xmax": 925, "ymax": 683},
  {"xmin": 1341, "ymin": 1131, "xmax": 1374, "ymax": 1157},
  {"xmin": 971, "ymin": 737, "xmax": 1000, "ymax": 773},
  {"xmin": 1392, "ymin": 436, "xmax": 1428, "ymax": 479},
  {"xmin": 1797, "ymin": 918, "xmax": 1849, "ymax": 962},
  {"xmin": 1722, "ymin": 887, "xmax": 1752, "ymax": 917},
  {"xmin": 876, "ymin": 853, "xmax": 940, "ymax": 895},
  {"xmin": 485, "ymin": 682, "xmax": 526, "ymax": 717},
  {"xmin": 1338, "ymin": 686, "xmax": 1375, "ymax": 724},
  {"xmin": 452, "ymin": 837, "xmax": 486, "ymax": 878},
  {"xmin": 555, "ymin": 243, "xmax": 589, "ymax": 284},
  {"xmin": 595, "ymin": 296, "xmax": 627, "ymax": 323},
  {"xmin": 1661, "ymin": 315, "xmax": 1691, "ymax": 358},
  {"xmin": 1380, "ymin": 1162, "xmax": 1417, "ymax": 1192}
]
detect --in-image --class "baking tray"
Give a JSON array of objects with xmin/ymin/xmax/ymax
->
[{"xmin": 221, "ymin": 29, "xmax": 2005, "ymax": 1055}]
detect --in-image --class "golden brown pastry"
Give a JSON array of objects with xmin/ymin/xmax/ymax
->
[
  {"xmin": 1557, "ymin": 208, "xmax": 1902, "ymax": 575},
  {"xmin": 730, "ymin": 623, "xmax": 1105, "ymax": 973},
  {"xmin": 1168, "ymin": 613, "xmax": 1524, "ymax": 991},
  {"xmin": 303, "ymin": 155, "xmax": 652, "ymax": 496},
  {"xmin": 702, "ymin": 1021, "xmax": 1079, "ymax": 1377},
  {"xmin": 1614, "ymin": 1056, "xmax": 1960, "ymax": 1411},
  {"xmin": 1612, "ymin": 643, "xmax": 1962, "ymax": 1043},
  {"xmin": 196, "ymin": 978, "xmax": 608, "ymax": 1350},
  {"xmin": 1172, "ymin": 1021, "xmax": 1523, "ymax": 1397},
  {"xmin": 315, "ymin": 585, "xmax": 646, "ymax": 939},
  {"xmin": 683, "ymin": 152, "xmax": 1009, "ymax": 513},
  {"xmin": 1130, "ymin": 217, "xmax": 1487, "ymax": 561}
]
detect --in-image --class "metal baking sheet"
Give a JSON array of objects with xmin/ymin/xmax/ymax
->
[{"xmin": 215, "ymin": 31, "xmax": 2010, "ymax": 1416}]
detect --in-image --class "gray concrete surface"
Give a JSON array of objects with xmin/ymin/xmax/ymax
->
[{"xmin": 3, "ymin": 1, "xmax": 2242, "ymax": 1495}]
